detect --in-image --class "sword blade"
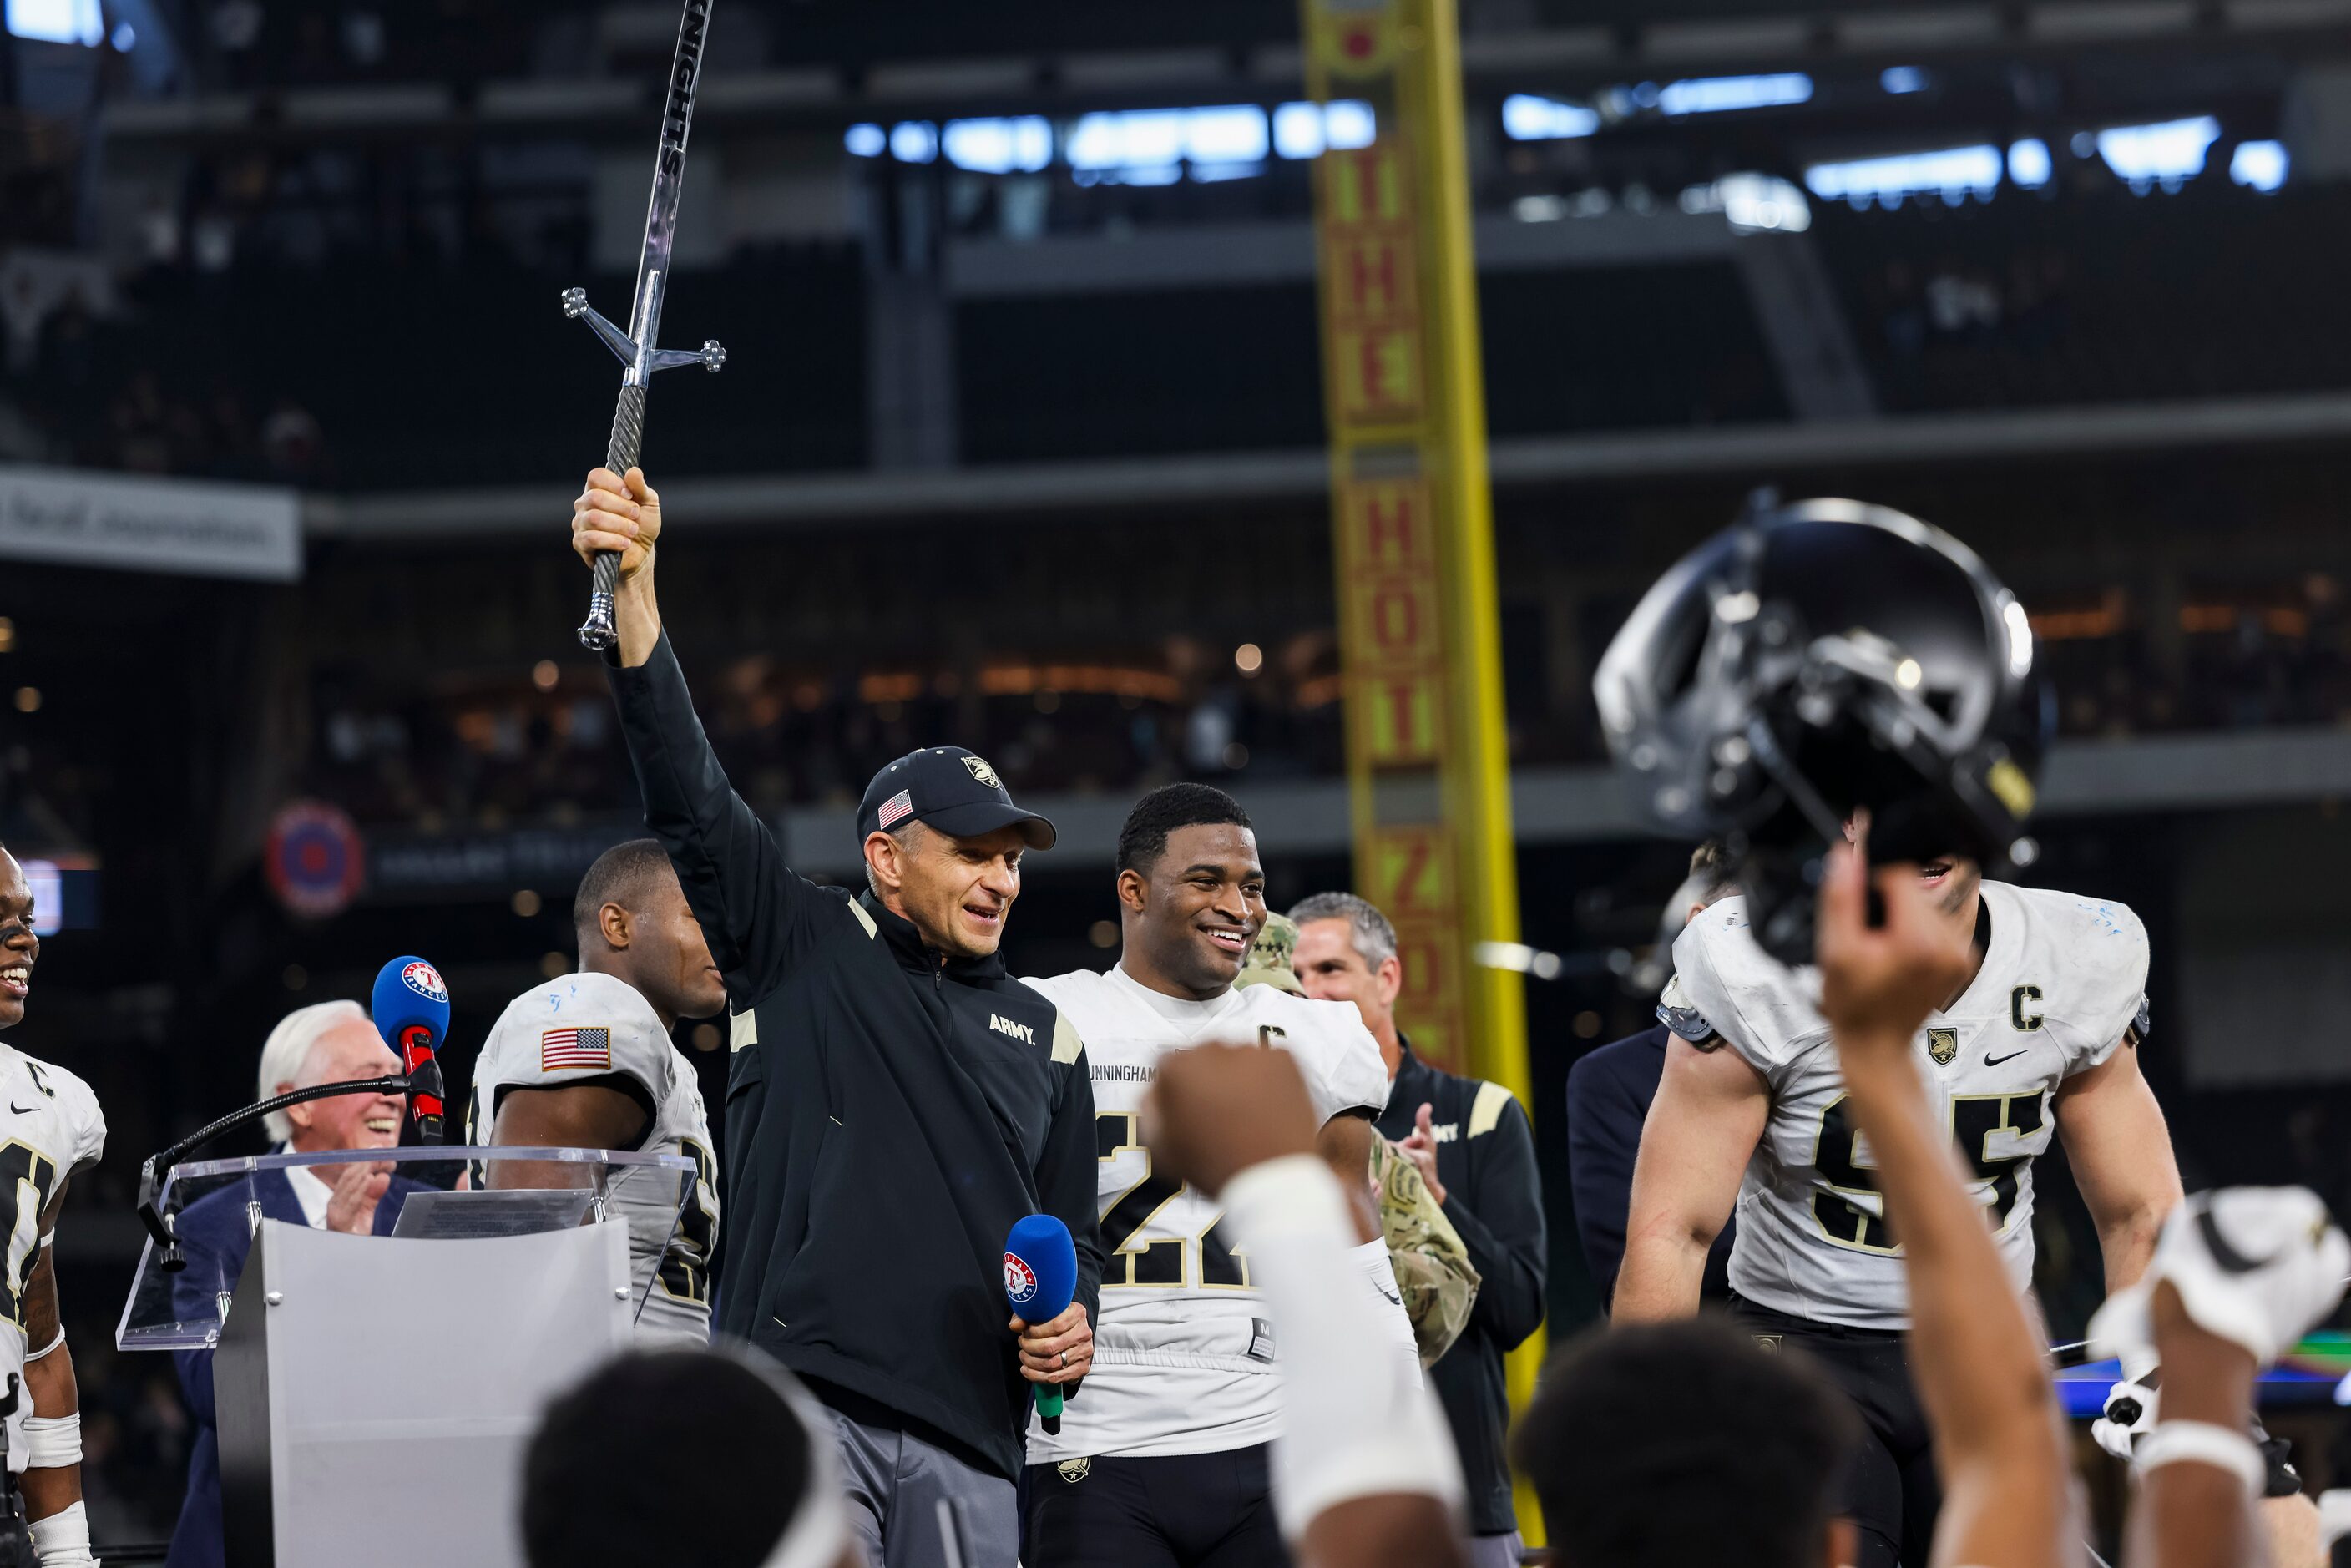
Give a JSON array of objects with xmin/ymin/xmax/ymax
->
[
  {"xmin": 619, "ymin": 0, "xmax": 715, "ymax": 386},
  {"xmin": 577, "ymin": 0, "xmax": 716, "ymax": 653}
]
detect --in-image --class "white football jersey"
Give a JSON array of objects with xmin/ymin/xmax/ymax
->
[
  {"xmin": 1019, "ymin": 964, "xmax": 1408, "ymax": 1461},
  {"xmin": 467, "ymin": 973, "xmax": 719, "ymax": 1343},
  {"xmin": 0, "ymin": 1043, "xmax": 104, "ymax": 1473},
  {"xmin": 1662, "ymin": 882, "xmax": 2150, "ymax": 1331}
]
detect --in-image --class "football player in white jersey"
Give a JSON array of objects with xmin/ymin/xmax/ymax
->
[
  {"xmin": 0, "ymin": 847, "xmax": 104, "ymax": 1567},
  {"xmin": 1615, "ymin": 832, "xmax": 2187, "ymax": 1568},
  {"xmin": 1020, "ymin": 784, "xmax": 1413, "ymax": 1568},
  {"xmin": 468, "ymin": 839, "xmax": 723, "ymax": 1343}
]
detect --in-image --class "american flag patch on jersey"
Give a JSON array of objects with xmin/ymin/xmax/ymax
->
[
  {"xmin": 541, "ymin": 1027, "xmax": 612, "ymax": 1071},
  {"xmin": 877, "ymin": 788, "xmax": 913, "ymax": 828}
]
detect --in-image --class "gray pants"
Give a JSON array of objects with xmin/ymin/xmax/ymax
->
[
  {"xmin": 828, "ymin": 1405, "xmax": 1019, "ymax": 1568},
  {"xmin": 1468, "ymin": 1530, "xmax": 1526, "ymax": 1568}
]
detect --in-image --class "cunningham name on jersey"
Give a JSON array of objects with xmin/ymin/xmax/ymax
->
[
  {"xmin": 1661, "ymin": 883, "xmax": 2149, "ymax": 1332},
  {"xmin": 1019, "ymin": 964, "xmax": 1399, "ymax": 1461},
  {"xmin": 0, "ymin": 1043, "xmax": 102, "ymax": 1473},
  {"xmin": 468, "ymin": 972, "xmax": 719, "ymax": 1343}
]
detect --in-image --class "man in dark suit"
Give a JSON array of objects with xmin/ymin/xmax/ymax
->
[
  {"xmin": 1291, "ymin": 893, "xmax": 1547, "ymax": 1568},
  {"xmin": 1565, "ymin": 844, "xmax": 1737, "ymax": 1308},
  {"xmin": 167, "ymin": 1002, "xmax": 423, "ymax": 1568}
]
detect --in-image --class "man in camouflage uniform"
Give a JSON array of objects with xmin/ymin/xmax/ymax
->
[{"xmin": 1237, "ymin": 913, "xmax": 1480, "ymax": 1367}]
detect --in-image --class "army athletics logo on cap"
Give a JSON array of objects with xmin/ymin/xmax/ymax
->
[{"xmin": 856, "ymin": 746, "xmax": 1057, "ymax": 850}]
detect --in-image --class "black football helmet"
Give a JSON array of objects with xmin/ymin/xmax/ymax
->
[{"xmin": 1593, "ymin": 495, "xmax": 2050, "ymax": 965}]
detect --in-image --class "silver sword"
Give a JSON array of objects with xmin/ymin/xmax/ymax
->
[{"xmin": 564, "ymin": 0, "xmax": 727, "ymax": 652}]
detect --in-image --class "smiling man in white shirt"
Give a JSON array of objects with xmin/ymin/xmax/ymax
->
[{"xmin": 1021, "ymin": 784, "xmax": 1413, "ymax": 1568}]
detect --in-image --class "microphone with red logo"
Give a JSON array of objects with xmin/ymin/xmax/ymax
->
[
  {"xmin": 1005, "ymin": 1214, "xmax": 1079, "ymax": 1435},
  {"xmin": 371, "ymin": 956, "xmax": 450, "ymax": 1144}
]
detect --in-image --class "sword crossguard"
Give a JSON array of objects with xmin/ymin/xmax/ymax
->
[{"xmin": 561, "ymin": 289, "xmax": 729, "ymax": 375}]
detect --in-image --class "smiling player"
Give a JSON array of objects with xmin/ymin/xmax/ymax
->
[
  {"xmin": 0, "ymin": 847, "xmax": 104, "ymax": 1568},
  {"xmin": 1019, "ymin": 784, "xmax": 1412, "ymax": 1568}
]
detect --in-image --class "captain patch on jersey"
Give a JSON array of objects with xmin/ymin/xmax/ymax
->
[
  {"xmin": 0, "ymin": 1043, "xmax": 102, "ymax": 1472},
  {"xmin": 1019, "ymin": 964, "xmax": 1400, "ymax": 1463},
  {"xmin": 1661, "ymin": 882, "xmax": 2148, "ymax": 1331},
  {"xmin": 468, "ymin": 972, "xmax": 718, "ymax": 1343}
]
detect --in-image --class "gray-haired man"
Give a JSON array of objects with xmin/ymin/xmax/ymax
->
[{"xmin": 1290, "ymin": 893, "xmax": 1548, "ymax": 1568}]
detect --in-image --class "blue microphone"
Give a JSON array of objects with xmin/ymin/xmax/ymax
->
[
  {"xmin": 371, "ymin": 957, "xmax": 450, "ymax": 1143},
  {"xmin": 1005, "ymin": 1214, "xmax": 1079, "ymax": 1435}
]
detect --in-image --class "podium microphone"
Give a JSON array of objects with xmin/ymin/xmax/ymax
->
[
  {"xmin": 372, "ymin": 957, "xmax": 450, "ymax": 1144},
  {"xmin": 1004, "ymin": 1215, "xmax": 1079, "ymax": 1436}
]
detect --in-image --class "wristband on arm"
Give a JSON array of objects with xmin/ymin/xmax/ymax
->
[
  {"xmin": 1221, "ymin": 1155, "xmax": 1465, "ymax": 1541},
  {"xmin": 2133, "ymin": 1420, "xmax": 2265, "ymax": 1495},
  {"xmin": 28, "ymin": 1499, "xmax": 94, "ymax": 1567}
]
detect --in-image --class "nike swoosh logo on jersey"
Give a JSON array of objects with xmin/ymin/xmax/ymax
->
[
  {"xmin": 1377, "ymin": 1287, "xmax": 1403, "ymax": 1306},
  {"xmin": 1984, "ymin": 1050, "xmax": 2030, "ymax": 1068},
  {"xmin": 8, "ymin": 1101, "xmax": 37, "ymax": 1115}
]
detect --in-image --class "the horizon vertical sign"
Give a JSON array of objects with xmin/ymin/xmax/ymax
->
[
  {"xmin": 1300, "ymin": 0, "xmax": 1542, "ymax": 1533},
  {"xmin": 1300, "ymin": 0, "xmax": 1526, "ymax": 1097}
]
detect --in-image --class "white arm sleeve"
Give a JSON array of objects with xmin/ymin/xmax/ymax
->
[
  {"xmin": 28, "ymin": 1500, "xmax": 94, "ymax": 1566},
  {"xmin": 1221, "ymin": 1155, "xmax": 1466, "ymax": 1542}
]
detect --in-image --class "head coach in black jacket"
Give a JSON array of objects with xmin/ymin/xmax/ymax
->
[
  {"xmin": 1291, "ymin": 892, "xmax": 1548, "ymax": 1568},
  {"xmin": 574, "ymin": 468, "xmax": 1106, "ymax": 1568}
]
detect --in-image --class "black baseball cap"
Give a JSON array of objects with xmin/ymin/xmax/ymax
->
[{"xmin": 856, "ymin": 746, "xmax": 1058, "ymax": 850}]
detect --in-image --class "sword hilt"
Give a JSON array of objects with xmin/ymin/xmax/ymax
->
[
  {"xmin": 565, "ymin": 287, "xmax": 726, "ymax": 653},
  {"xmin": 579, "ymin": 382, "xmax": 648, "ymax": 652},
  {"xmin": 561, "ymin": 287, "xmax": 726, "ymax": 377}
]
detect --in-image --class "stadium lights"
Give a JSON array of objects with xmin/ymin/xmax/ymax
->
[
  {"xmin": 1502, "ymin": 94, "xmax": 1600, "ymax": 141},
  {"xmin": 2007, "ymin": 139, "xmax": 2053, "ymax": 190},
  {"xmin": 1805, "ymin": 144, "xmax": 2001, "ymax": 208},
  {"xmin": 889, "ymin": 121, "xmax": 940, "ymax": 164},
  {"xmin": 2230, "ymin": 139, "xmax": 2288, "ymax": 193},
  {"xmin": 4, "ymin": 0, "xmax": 100, "ymax": 45},
  {"xmin": 1880, "ymin": 66, "xmax": 1929, "ymax": 95},
  {"xmin": 1681, "ymin": 174, "xmax": 1812, "ymax": 234},
  {"xmin": 851, "ymin": 102, "xmax": 1373, "ymax": 180},
  {"xmin": 1657, "ymin": 73, "xmax": 1813, "ymax": 116},
  {"xmin": 942, "ymin": 117, "xmax": 1052, "ymax": 175},
  {"xmin": 1471, "ymin": 941, "xmax": 1565, "ymax": 982},
  {"xmin": 2095, "ymin": 115, "xmax": 2221, "ymax": 191}
]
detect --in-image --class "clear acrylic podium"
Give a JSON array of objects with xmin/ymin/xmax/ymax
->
[{"xmin": 119, "ymin": 1146, "xmax": 693, "ymax": 1568}]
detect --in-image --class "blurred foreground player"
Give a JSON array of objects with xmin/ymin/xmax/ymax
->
[
  {"xmin": 0, "ymin": 847, "xmax": 108, "ymax": 1568},
  {"xmin": 168, "ymin": 1001, "xmax": 422, "ymax": 1568},
  {"xmin": 572, "ymin": 466, "xmax": 1103, "ymax": 1567},
  {"xmin": 1019, "ymin": 785, "xmax": 1413, "ymax": 1568},
  {"xmin": 1144, "ymin": 1043, "xmax": 1466, "ymax": 1568},
  {"xmin": 1601, "ymin": 500, "xmax": 2188, "ymax": 1567},
  {"xmin": 466, "ymin": 838, "xmax": 724, "ymax": 1342},
  {"xmin": 2092, "ymin": 1187, "xmax": 2348, "ymax": 1568},
  {"xmin": 1289, "ymin": 892, "xmax": 1543, "ymax": 1568},
  {"xmin": 523, "ymin": 1345, "xmax": 858, "ymax": 1568}
]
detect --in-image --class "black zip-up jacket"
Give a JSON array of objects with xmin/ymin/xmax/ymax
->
[
  {"xmin": 609, "ymin": 633, "xmax": 1105, "ymax": 1480},
  {"xmin": 1373, "ymin": 1039, "xmax": 1547, "ymax": 1538}
]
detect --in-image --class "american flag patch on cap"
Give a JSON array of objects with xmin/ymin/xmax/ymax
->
[
  {"xmin": 541, "ymin": 1027, "xmax": 612, "ymax": 1071},
  {"xmin": 877, "ymin": 788, "xmax": 913, "ymax": 828}
]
